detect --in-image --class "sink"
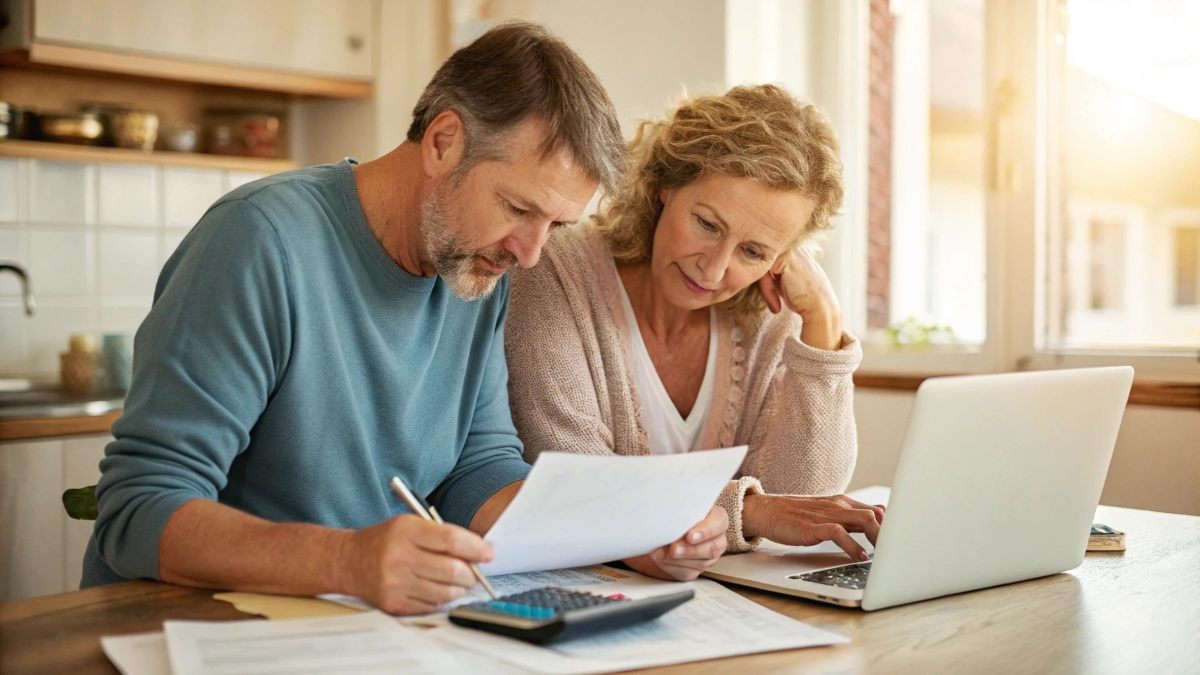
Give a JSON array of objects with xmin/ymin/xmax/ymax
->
[{"xmin": 0, "ymin": 379, "xmax": 125, "ymax": 419}]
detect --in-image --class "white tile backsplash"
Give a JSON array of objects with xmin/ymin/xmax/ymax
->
[
  {"xmin": 0, "ymin": 158, "xmax": 22, "ymax": 222},
  {"xmin": 2, "ymin": 157, "xmax": 263, "ymax": 377},
  {"xmin": 98, "ymin": 231, "xmax": 159, "ymax": 300},
  {"xmin": 164, "ymin": 168, "xmax": 223, "ymax": 228},
  {"xmin": 160, "ymin": 230, "xmax": 188, "ymax": 267},
  {"xmin": 0, "ymin": 304, "xmax": 29, "ymax": 373},
  {"xmin": 30, "ymin": 160, "xmax": 92, "ymax": 225},
  {"xmin": 0, "ymin": 227, "xmax": 29, "ymax": 297},
  {"xmin": 99, "ymin": 303, "xmax": 150, "ymax": 337},
  {"xmin": 28, "ymin": 228, "xmax": 94, "ymax": 297},
  {"xmin": 27, "ymin": 303, "xmax": 98, "ymax": 376},
  {"xmin": 97, "ymin": 165, "xmax": 159, "ymax": 227}
]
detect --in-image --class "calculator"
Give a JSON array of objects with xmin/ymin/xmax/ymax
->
[{"xmin": 447, "ymin": 586, "xmax": 694, "ymax": 644}]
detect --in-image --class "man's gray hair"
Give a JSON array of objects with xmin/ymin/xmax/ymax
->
[{"xmin": 407, "ymin": 20, "xmax": 625, "ymax": 195}]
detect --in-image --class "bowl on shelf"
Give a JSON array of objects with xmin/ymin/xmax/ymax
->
[
  {"xmin": 38, "ymin": 112, "xmax": 104, "ymax": 145},
  {"xmin": 110, "ymin": 108, "xmax": 159, "ymax": 151},
  {"xmin": 161, "ymin": 124, "xmax": 199, "ymax": 153}
]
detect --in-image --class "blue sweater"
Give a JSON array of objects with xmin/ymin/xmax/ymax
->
[{"xmin": 83, "ymin": 160, "xmax": 531, "ymax": 586}]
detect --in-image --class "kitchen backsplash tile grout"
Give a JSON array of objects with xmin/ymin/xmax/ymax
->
[{"xmin": 1, "ymin": 157, "xmax": 268, "ymax": 378}]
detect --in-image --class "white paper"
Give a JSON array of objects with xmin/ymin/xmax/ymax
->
[
  {"xmin": 101, "ymin": 632, "xmax": 171, "ymax": 675},
  {"xmin": 320, "ymin": 565, "xmax": 623, "ymax": 614},
  {"xmin": 162, "ymin": 611, "xmax": 497, "ymax": 675},
  {"xmin": 481, "ymin": 447, "xmax": 747, "ymax": 575},
  {"xmin": 429, "ymin": 576, "xmax": 848, "ymax": 674}
]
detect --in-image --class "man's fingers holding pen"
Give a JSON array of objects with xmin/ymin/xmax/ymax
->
[
  {"xmin": 338, "ymin": 515, "xmax": 488, "ymax": 615},
  {"xmin": 412, "ymin": 519, "xmax": 495, "ymax": 563}
]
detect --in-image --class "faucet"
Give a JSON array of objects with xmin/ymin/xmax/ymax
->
[{"xmin": 0, "ymin": 263, "xmax": 36, "ymax": 316}]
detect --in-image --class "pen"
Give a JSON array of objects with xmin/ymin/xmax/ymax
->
[{"xmin": 389, "ymin": 476, "xmax": 500, "ymax": 600}]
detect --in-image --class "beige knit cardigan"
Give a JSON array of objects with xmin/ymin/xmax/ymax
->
[{"xmin": 505, "ymin": 228, "xmax": 862, "ymax": 552}]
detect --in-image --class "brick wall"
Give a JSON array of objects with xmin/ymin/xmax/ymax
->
[{"xmin": 867, "ymin": 0, "xmax": 894, "ymax": 330}]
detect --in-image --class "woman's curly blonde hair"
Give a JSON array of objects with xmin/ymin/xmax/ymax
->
[{"xmin": 593, "ymin": 84, "xmax": 844, "ymax": 323}]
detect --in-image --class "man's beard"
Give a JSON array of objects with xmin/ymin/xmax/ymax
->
[{"xmin": 419, "ymin": 183, "xmax": 517, "ymax": 301}]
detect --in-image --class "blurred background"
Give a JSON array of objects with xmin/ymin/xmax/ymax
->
[{"xmin": 0, "ymin": 0, "xmax": 1197, "ymax": 601}]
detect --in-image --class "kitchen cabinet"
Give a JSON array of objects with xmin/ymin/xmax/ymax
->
[
  {"xmin": 0, "ymin": 434, "xmax": 107, "ymax": 601},
  {"xmin": 0, "ymin": 0, "xmax": 374, "ymax": 97}
]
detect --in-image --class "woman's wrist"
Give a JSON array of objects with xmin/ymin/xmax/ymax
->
[
  {"xmin": 798, "ymin": 306, "xmax": 843, "ymax": 351},
  {"xmin": 742, "ymin": 493, "xmax": 771, "ymax": 540}
]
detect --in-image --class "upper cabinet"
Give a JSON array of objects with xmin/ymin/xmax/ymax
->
[{"xmin": 0, "ymin": 0, "xmax": 374, "ymax": 98}]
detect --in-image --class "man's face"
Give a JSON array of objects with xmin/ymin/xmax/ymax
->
[{"xmin": 420, "ymin": 119, "xmax": 598, "ymax": 301}]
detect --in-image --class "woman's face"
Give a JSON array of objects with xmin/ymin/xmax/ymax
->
[{"xmin": 649, "ymin": 173, "xmax": 816, "ymax": 310}]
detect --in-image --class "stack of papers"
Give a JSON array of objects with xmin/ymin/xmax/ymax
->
[
  {"xmin": 100, "ymin": 452, "xmax": 851, "ymax": 673},
  {"xmin": 103, "ymin": 572, "xmax": 846, "ymax": 675}
]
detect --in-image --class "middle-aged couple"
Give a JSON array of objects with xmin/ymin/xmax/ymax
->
[{"xmin": 82, "ymin": 20, "xmax": 884, "ymax": 614}]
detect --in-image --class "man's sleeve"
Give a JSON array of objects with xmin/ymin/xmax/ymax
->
[
  {"xmin": 429, "ymin": 281, "xmax": 531, "ymax": 528},
  {"xmin": 92, "ymin": 199, "xmax": 293, "ymax": 580}
]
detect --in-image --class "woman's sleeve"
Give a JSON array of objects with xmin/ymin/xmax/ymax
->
[
  {"xmin": 505, "ymin": 258, "xmax": 616, "ymax": 462},
  {"xmin": 742, "ymin": 326, "xmax": 863, "ymax": 498}
]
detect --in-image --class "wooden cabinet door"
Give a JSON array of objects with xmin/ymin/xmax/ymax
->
[{"xmin": 34, "ymin": 0, "xmax": 373, "ymax": 80}]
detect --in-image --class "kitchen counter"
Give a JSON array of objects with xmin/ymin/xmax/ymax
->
[
  {"xmin": 0, "ymin": 411, "xmax": 121, "ymax": 441},
  {"xmin": 0, "ymin": 381, "xmax": 123, "ymax": 441}
]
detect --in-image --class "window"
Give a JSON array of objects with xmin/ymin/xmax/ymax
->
[
  {"xmin": 868, "ymin": 0, "xmax": 987, "ymax": 347},
  {"xmin": 849, "ymin": 0, "xmax": 1200, "ymax": 380},
  {"xmin": 1045, "ymin": 0, "xmax": 1200, "ymax": 351},
  {"xmin": 1176, "ymin": 225, "xmax": 1200, "ymax": 307}
]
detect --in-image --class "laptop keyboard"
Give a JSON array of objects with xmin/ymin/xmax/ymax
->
[{"xmin": 790, "ymin": 562, "xmax": 872, "ymax": 589}]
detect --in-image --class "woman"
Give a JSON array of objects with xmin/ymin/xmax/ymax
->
[{"xmin": 506, "ymin": 84, "xmax": 884, "ymax": 581}]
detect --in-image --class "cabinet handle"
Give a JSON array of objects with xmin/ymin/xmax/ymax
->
[{"xmin": 347, "ymin": 34, "xmax": 365, "ymax": 52}]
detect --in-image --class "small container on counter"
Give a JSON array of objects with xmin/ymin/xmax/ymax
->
[
  {"xmin": 60, "ymin": 333, "xmax": 100, "ymax": 394},
  {"xmin": 101, "ymin": 333, "xmax": 134, "ymax": 392}
]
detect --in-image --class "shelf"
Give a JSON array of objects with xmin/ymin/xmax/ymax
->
[
  {"xmin": 1, "ymin": 42, "xmax": 372, "ymax": 99},
  {"xmin": 0, "ymin": 139, "xmax": 296, "ymax": 174}
]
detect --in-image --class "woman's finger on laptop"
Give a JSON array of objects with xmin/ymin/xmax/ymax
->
[
  {"xmin": 831, "ymin": 495, "xmax": 886, "ymax": 524},
  {"xmin": 813, "ymin": 522, "xmax": 870, "ymax": 562}
]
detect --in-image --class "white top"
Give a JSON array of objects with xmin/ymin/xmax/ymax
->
[{"xmin": 616, "ymin": 279, "xmax": 717, "ymax": 455}]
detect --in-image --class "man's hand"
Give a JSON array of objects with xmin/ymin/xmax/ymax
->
[
  {"xmin": 743, "ymin": 493, "xmax": 885, "ymax": 562},
  {"xmin": 624, "ymin": 506, "xmax": 729, "ymax": 581},
  {"xmin": 335, "ymin": 515, "xmax": 495, "ymax": 615}
]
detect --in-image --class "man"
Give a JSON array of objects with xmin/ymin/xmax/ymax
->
[{"xmin": 83, "ymin": 21, "xmax": 728, "ymax": 615}]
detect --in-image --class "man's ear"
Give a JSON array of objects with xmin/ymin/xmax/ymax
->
[{"xmin": 421, "ymin": 110, "xmax": 466, "ymax": 179}]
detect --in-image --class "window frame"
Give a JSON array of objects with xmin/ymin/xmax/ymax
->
[{"xmin": 854, "ymin": 0, "xmax": 1200, "ymax": 384}]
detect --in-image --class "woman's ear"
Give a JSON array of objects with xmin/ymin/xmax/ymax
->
[{"xmin": 770, "ymin": 252, "xmax": 789, "ymax": 276}]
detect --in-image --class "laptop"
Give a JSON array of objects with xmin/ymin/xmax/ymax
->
[{"xmin": 703, "ymin": 366, "xmax": 1133, "ymax": 610}]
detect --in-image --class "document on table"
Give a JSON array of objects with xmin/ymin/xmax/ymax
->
[
  {"xmin": 161, "ymin": 612, "xmax": 507, "ymax": 675},
  {"xmin": 429, "ymin": 576, "xmax": 848, "ymax": 674},
  {"xmin": 481, "ymin": 446, "xmax": 747, "ymax": 575},
  {"xmin": 101, "ymin": 632, "xmax": 170, "ymax": 675}
]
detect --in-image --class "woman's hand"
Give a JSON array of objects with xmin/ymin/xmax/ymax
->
[
  {"xmin": 623, "ymin": 506, "xmax": 729, "ymax": 581},
  {"xmin": 742, "ymin": 493, "xmax": 885, "ymax": 562},
  {"xmin": 756, "ymin": 248, "xmax": 843, "ymax": 350}
]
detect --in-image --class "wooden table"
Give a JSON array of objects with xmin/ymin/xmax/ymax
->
[{"xmin": 3, "ymin": 505, "xmax": 1197, "ymax": 674}]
